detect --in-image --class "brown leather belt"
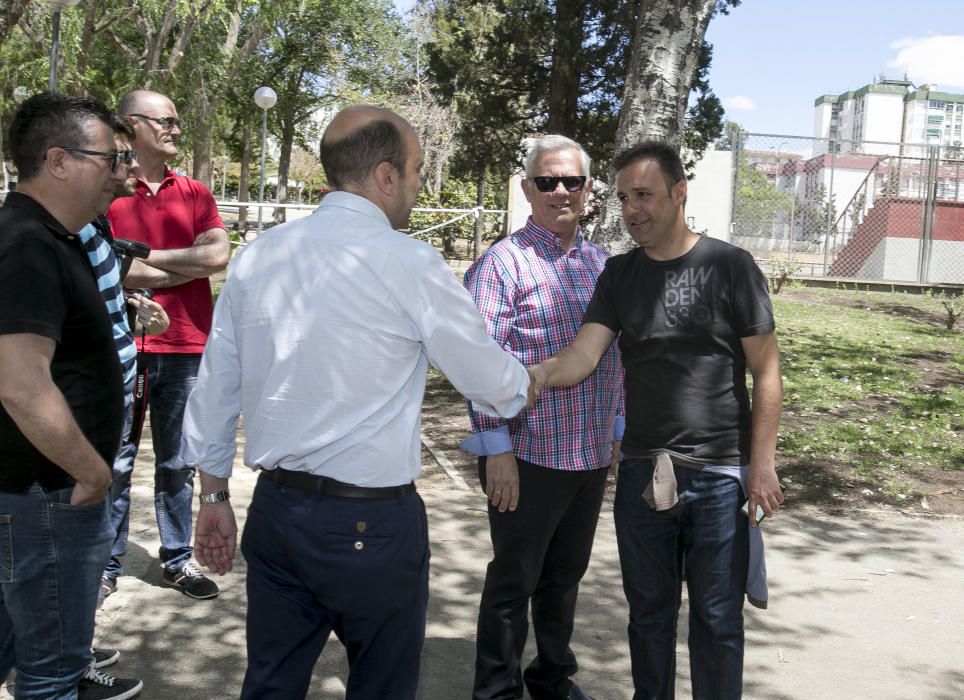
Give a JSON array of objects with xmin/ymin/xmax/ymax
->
[{"xmin": 260, "ymin": 467, "xmax": 416, "ymax": 500}]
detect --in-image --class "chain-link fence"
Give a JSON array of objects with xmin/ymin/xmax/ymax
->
[{"xmin": 727, "ymin": 134, "xmax": 964, "ymax": 284}]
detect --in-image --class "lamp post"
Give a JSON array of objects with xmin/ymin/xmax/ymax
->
[
  {"xmin": 253, "ymin": 86, "xmax": 277, "ymax": 235},
  {"xmin": 47, "ymin": 0, "xmax": 82, "ymax": 93}
]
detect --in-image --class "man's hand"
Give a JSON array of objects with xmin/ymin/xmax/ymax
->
[
  {"xmin": 127, "ymin": 293, "xmax": 169, "ymax": 335},
  {"xmin": 746, "ymin": 464, "xmax": 784, "ymax": 527},
  {"xmin": 69, "ymin": 464, "xmax": 112, "ymax": 506},
  {"xmin": 195, "ymin": 502, "xmax": 237, "ymax": 575},
  {"xmin": 485, "ymin": 451, "xmax": 520, "ymax": 513},
  {"xmin": 526, "ymin": 365, "xmax": 547, "ymax": 408}
]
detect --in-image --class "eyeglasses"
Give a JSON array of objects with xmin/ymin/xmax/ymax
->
[
  {"xmin": 128, "ymin": 113, "xmax": 181, "ymax": 130},
  {"xmin": 59, "ymin": 147, "xmax": 138, "ymax": 171},
  {"xmin": 531, "ymin": 176, "xmax": 587, "ymax": 193}
]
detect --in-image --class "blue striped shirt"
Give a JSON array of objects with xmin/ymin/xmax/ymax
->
[{"xmin": 79, "ymin": 222, "xmax": 137, "ymax": 405}]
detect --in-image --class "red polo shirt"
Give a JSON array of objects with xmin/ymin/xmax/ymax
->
[{"xmin": 107, "ymin": 168, "xmax": 224, "ymax": 354}]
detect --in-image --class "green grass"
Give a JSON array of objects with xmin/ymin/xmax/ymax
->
[{"xmin": 774, "ymin": 288, "xmax": 963, "ymax": 500}]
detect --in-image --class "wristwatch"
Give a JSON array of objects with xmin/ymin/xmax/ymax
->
[{"xmin": 198, "ymin": 490, "xmax": 230, "ymax": 505}]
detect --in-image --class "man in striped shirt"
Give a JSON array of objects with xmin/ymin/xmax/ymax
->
[{"xmin": 462, "ymin": 135, "xmax": 623, "ymax": 700}]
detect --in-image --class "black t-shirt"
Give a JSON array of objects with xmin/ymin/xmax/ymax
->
[
  {"xmin": 0, "ymin": 192, "xmax": 124, "ymax": 492},
  {"xmin": 584, "ymin": 236, "xmax": 774, "ymax": 466}
]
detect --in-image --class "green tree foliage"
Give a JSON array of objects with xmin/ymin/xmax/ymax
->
[{"xmin": 732, "ymin": 149, "xmax": 794, "ymax": 238}]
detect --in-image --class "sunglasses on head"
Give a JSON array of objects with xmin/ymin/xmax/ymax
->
[{"xmin": 531, "ymin": 175, "xmax": 587, "ymax": 193}]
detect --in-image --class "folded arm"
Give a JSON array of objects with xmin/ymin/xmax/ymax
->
[{"xmin": 124, "ymin": 228, "xmax": 230, "ymax": 287}]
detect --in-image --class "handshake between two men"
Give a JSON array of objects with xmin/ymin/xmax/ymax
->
[{"xmin": 524, "ymin": 322, "xmax": 617, "ymax": 410}]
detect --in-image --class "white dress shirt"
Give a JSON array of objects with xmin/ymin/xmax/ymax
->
[{"xmin": 179, "ymin": 192, "xmax": 529, "ymax": 486}]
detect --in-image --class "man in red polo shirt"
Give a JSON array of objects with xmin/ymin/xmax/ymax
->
[{"xmin": 106, "ymin": 89, "xmax": 230, "ymax": 600}]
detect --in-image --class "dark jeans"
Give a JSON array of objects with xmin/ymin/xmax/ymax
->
[
  {"xmin": 614, "ymin": 458, "xmax": 748, "ymax": 700},
  {"xmin": 0, "ymin": 485, "xmax": 112, "ymax": 698},
  {"xmin": 474, "ymin": 458, "xmax": 608, "ymax": 700},
  {"xmin": 240, "ymin": 474, "xmax": 430, "ymax": 699},
  {"xmin": 104, "ymin": 352, "xmax": 200, "ymax": 579}
]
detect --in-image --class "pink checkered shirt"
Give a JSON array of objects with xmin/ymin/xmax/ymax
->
[{"xmin": 461, "ymin": 218, "xmax": 624, "ymax": 471}]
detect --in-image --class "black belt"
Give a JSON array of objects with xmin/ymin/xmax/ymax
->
[{"xmin": 260, "ymin": 468, "xmax": 415, "ymax": 500}]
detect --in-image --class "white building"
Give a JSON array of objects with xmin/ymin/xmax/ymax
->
[{"xmin": 813, "ymin": 79, "xmax": 964, "ymax": 156}]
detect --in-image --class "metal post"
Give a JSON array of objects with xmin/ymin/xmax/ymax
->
[
  {"xmin": 821, "ymin": 148, "xmax": 838, "ymax": 275},
  {"xmin": 917, "ymin": 146, "xmax": 939, "ymax": 283},
  {"xmin": 257, "ymin": 109, "xmax": 268, "ymax": 235},
  {"xmin": 48, "ymin": 10, "xmax": 62, "ymax": 92}
]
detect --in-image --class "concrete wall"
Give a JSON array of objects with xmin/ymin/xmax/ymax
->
[{"xmin": 685, "ymin": 149, "xmax": 734, "ymax": 242}]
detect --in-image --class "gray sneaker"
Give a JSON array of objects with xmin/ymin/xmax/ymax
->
[
  {"xmin": 78, "ymin": 665, "xmax": 143, "ymax": 699},
  {"xmin": 162, "ymin": 561, "xmax": 219, "ymax": 600}
]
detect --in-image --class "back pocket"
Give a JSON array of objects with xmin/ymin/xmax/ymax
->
[{"xmin": 0, "ymin": 515, "xmax": 13, "ymax": 583}]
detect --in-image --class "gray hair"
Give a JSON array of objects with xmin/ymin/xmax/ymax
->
[{"xmin": 524, "ymin": 135, "xmax": 590, "ymax": 178}]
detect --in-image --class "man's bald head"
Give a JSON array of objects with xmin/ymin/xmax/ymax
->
[
  {"xmin": 320, "ymin": 105, "xmax": 412, "ymax": 189},
  {"xmin": 116, "ymin": 89, "xmax": 169, "ymax": 116}
]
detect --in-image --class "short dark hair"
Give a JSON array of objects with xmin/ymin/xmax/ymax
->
[
  {"xmin": 112, "ymin": 115, "xmax": 135, "ymax": 139},
  {"xmin": 612, "ymin": 141, "xmax": 685, "ymax": 192},
  {"xmin": 9, "ymin": 93, "xmax": 114, "ymax": 181},
  {"xmin": 320, "ymin": 119, "xmax": 406, "ymax": 188}
]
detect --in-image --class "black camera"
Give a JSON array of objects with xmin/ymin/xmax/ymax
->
[
  {"xmin": 113, "ymin": 238, "xmax": 150, "ymax": 281},
  {"xmin": 124, "ymin": 288, "xmax": 153, "ymax": 333}
]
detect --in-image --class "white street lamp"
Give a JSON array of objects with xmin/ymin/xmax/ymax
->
[
  {"xmin": 253, "ymin": 86, "xmax": 277, "ymax": 235},
  {"xmin": 47, "ymin": 0, "xmax": 82, "ymax": 93}
]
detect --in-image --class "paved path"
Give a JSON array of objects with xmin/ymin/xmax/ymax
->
[{"xmin": 5, "ymin": 441, "xmax": 962, "ymax": 699}]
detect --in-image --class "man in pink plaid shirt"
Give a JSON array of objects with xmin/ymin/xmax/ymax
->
[{"xmin": 461, "ymin": 135, "xmax": 623, "ymax": 700}]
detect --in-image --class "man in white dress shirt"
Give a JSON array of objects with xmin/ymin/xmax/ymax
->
[{"xmin": 180, "ymin": 105, "xmax": 532, "ymax": 700}]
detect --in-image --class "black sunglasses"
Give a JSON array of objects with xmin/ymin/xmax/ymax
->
[
  {"xmin": 129, "ymin": 113, "xmax": 181, "ymax": 130},
  {"xmin": 531, "ymin": 175, "xmax": 587, "ymax": 193},
  {"xmin": 59, "ymin": 147, "xmax": 138, "ymax": 171}
]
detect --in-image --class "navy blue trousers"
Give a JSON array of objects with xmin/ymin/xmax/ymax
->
[{"xmin": 240, "ymin": 474, "xmax": 430, "ymax": 699}]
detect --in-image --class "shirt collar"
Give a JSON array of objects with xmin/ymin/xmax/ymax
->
[
  {"xmin": 519, "ymin": 216, "xmax": 584, "ymax": 251},
  {"xmin": 316, "ymin": 191, "xmax": 393, "ymax": 229},
  {"xmin": 2, "ymin": 191, "xmax": 76, "ymax": 239}
]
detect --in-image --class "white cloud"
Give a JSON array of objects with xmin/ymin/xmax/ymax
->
[
  {"xmin": 888, "ymin": 35, "xmax": 964, "ymax": 89},
  {"xmin": 724, "ymin": 96, "xmax": 757, "ymax": 111}
]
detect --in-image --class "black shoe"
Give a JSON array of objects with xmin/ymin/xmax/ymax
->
[
  {"xmin": 78, "ymin": 666, "xmax": 143, "ymax": 699},
  {"xmin": 162, "ymin": 561, "xmax": 219, "ymax": 600},
  {"xmin": 91, "ymin": 647, "xmax": 119, "ymax": 669},
  {"xmin": 568, "ymin": 682, "xmax": 596, "ymax": 700},
  {"xmin": 97, "ymin": 577, "xmax": 117, "ymax": 609}
]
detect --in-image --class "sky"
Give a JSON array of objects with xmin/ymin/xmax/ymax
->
[
  {"xmin": 705, "ymin": 0, "xmax": 964, "ymax": 137},
  {"xmin": 395, "ymin": 1, "xmax": 964, "ymax": 140}
]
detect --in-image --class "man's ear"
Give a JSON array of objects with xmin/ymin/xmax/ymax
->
[
  {"xmin": 672, "ymin": 179, "xmax": 687, "ymax": 206},
  {"xmin": 372, "ymin": 160, "xmax": 396, "ymax": 197},
  {"xmin": 44, "ymin": 147, "xmax": 71, "ymax": 182}
]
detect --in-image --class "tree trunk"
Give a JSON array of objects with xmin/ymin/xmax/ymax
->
[
  {"xmin": 474, "ymin": 169, "xmax": 485, "ymax": 259},
  {"xmin": 238, "ymin": 111, "xmax": 251, "ymax": 225},
  {"xmin": 0, "ymin": 0, "xmax": 32, "ymax": 50},
  {"xmin": 545, "ymin": 0, "xmax": 587, "ymax": 137},
  {"xmin": 597, "ymin": 0, "xmax": 718, "ymax": 253},
  {"xmin": 191, "ymin": 72, "xmax": 213, "ymax": 187},
  {"xmin": 273, "ymin": 115, "xmax": 295, "ymax": 224}
]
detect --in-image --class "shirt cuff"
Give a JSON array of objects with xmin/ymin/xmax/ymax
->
[
  {"xmin": 613, "ymin": 415, "xmax": 625, "ymax": 441},
  {"xmin": 459, "ymin": 426, "xmax": 512, "ymax": 456},
  {"xmin": 179, "ymin": 439, "xmax": 236, "ymax": 479}
]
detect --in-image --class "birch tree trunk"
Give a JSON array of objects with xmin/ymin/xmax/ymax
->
[{"xmin": 596, "ymin": 0, "xmax": 718, "ymax": 253}]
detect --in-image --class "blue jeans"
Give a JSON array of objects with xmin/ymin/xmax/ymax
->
[
  {"xmin": 240, "ymin": 474, "xmax": 430, "ymax": 699},
  {"xmin": 0, "ymin": 485, "xmax": 112, "ymax": 699},
  {"xmin": 105, "ymin": 353, "xmax": 199, "ymax": 578},
  {"xmin": 614, "ymin": 458, "xmax": 748, "ymax": 700}
]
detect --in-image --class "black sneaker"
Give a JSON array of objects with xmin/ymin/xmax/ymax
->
[
  {"xmin": 162, "ymin": 561, "xmax": 219, "ymax": 600},
  {"xmin": 78, "ymin": 666, "xmax": 143, "ymax": 699},
  {"xmin": 91, "ymin": 647, "xmax": 119, "ymax": 669}
]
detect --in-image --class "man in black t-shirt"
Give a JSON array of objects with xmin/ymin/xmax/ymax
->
[
  {"xmin": 0, "ymin": 94, "xmax": 133, "ymax": 698},
  {"xmin": 531, "ymin": 142, "xmax": 784, "ymax": 699}
]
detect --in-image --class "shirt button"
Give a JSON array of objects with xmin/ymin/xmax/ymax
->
[{"xmin": 354, "ymin": 541, "xmax": 364, "ymax": 551}]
